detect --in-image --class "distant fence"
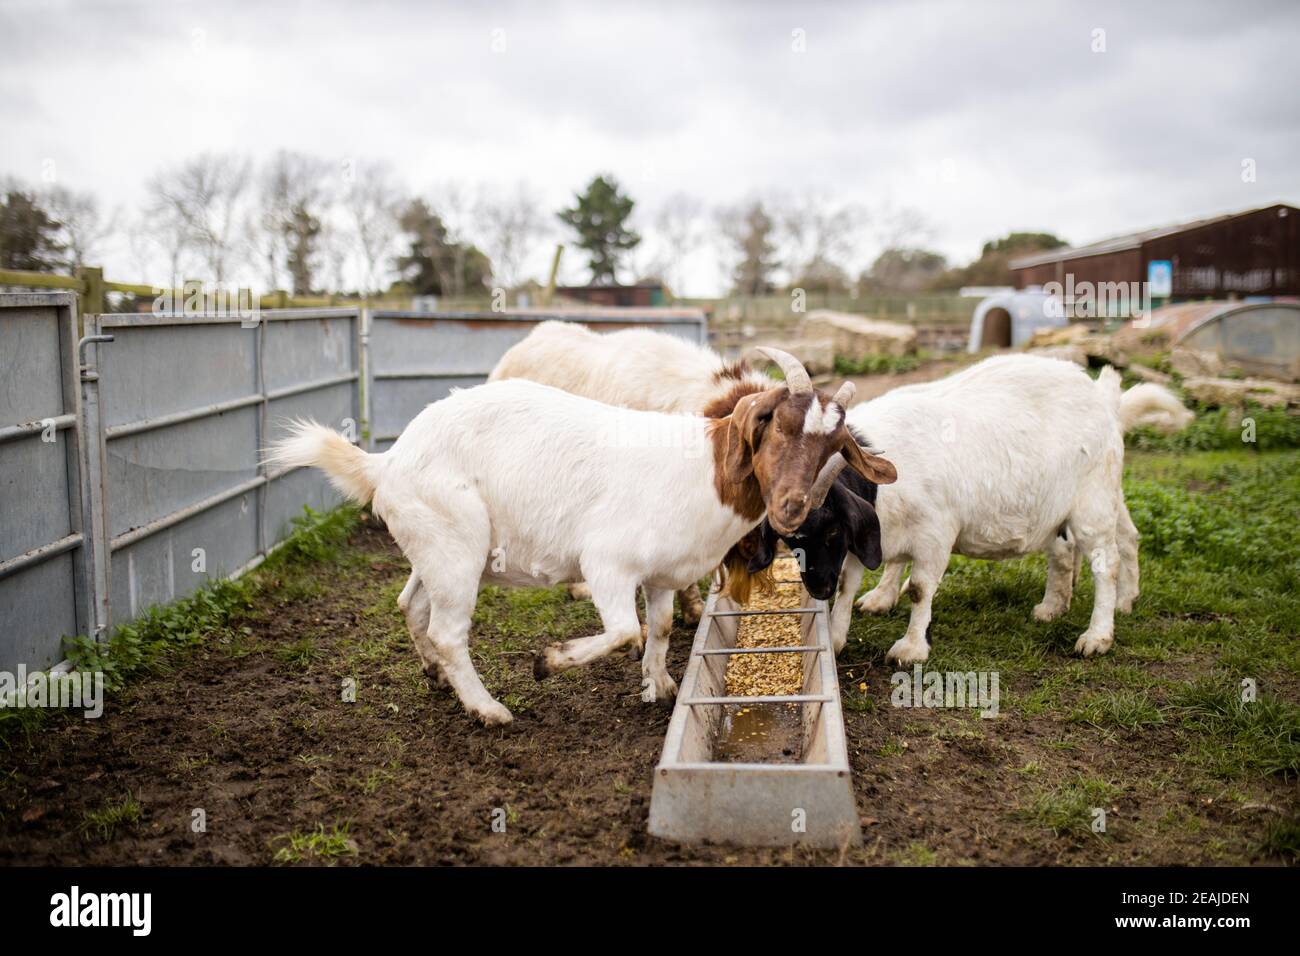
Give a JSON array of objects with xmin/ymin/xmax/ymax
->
[
  {"xmin": 0, "ymin": 294, "xmax": 706, "ymax": 675},
  {"xmin": 690, "ymin": 294, "xmax": 977, "ymax": 326},
  {"xmin": 693, "ymin": 294, "xmax": 977, "ymax": 356}
]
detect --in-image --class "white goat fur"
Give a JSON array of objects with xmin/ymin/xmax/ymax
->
[
  {"xmin": 488, "ymin": 320, "xmax": 769, "ymax": 617},
  {"xmin": 488, "ymin": 320, "xmax": 770, "ymax": 413},
  {"xmin": 267, "ymin": 380, "xmax": 769, "ymax": 725},
  {"xmin": 826, "ymin": 354, "xmax": 1190, "ymax": 663}
]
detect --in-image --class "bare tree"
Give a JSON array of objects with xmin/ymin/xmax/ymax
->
[
  {"xmin": 140, "ymin": 191, "xmax": 192, "ymax": 288},
  {"xmin": 774, "ymin": 190, "xmax": 866, "ymax": 291},
  {"xmin": 649, "ymin": 192, "xmax": 704, "ymax": 295},
  {"xmin": 872, "ymin": 202, "xmax": 933, "ymax": 252},
  {"xmin": 147, "ymin": 153, "xmax": 252, "ymax": 286},
  {"xmin": 475, "ymin": 182, "xmax": 547, "ymax": 291},
  {"xmin": 715, "ymin": 199, "xmax": 780, "ymax": 295},
  {"xmin": 430, "ymin": 181, "xmax": 476, "ymax": 296},
  {"xmin": 122, "ymin": 212, "xmax": 156, "ymax": 282},
  {"xmin": 342, "ymin": 160, "xmax": 403, "ymax": 295},
  {"xmin": 257, "ymin": 151, "xmax": 334, "ymax": 294},
  {"xmin": 43, "ymin": 186, "xmax": 114, "ymax": 271}
]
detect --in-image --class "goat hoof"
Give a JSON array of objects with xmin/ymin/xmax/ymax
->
[
  {"xmin": 1032, "ymin": 601, "xmax": 1065, "ymax": 623},
  {"xmin": 1074, "ymin": 630, "xmax": 1114, "ymax": 657},
  {"xmin": 625, "ymin": 625, "xmax": 647, "ymax": 660},
  {"xmin": 857, "ymin": 590, "xmax": 894, "ymax": 615},
  {"xmin": 641, "ymin": 675, "xmax": 678, "ymax": 705},
  {"xmin": 532, "ymin": 653, "xmax": 554, "ymax": 680},
  {"xmin": 474, "ymin": 701, "xmax": 514, "ymax": 726},
  {"xmin": 884, "ymin": 638, "xmax": 929, "ymax": 666}
]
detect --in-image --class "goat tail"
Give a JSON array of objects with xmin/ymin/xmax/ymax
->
[
  {"xmin": 264, "ymin": 419, "xmax": 379, "ymax": 504},
  {"xmin": 1118, "ymin": 381, "xmax": 1195, "ymax": 434}
]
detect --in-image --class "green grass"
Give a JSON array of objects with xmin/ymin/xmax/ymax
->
[
  {"xmin": 274, "ymin": 637, "xmax": 322, "ymax": 668},
  {"xmin": 1262, "ymin": 814, "xmax": 1300, "ymax": 860},
  {"xmin": 1168, "ymin": 679, "xmax": 1300, "ymax": 779},
  {"xmin": 472, "ymin": 584, "xmax": 601, "ymax": 644},
  {"xmin": 1018, "ymin": 775, "xmax": 1121, "ymax": 838},
  {"xmin": 1127, "ymin": 401, "xmax": 1300, "ymax": 453},
  {"xmin": 1070, "ymin": 689, "xmax": 1165, "ymax": 731},
  {"xmin": 82, "ymin": 792, "xmax": 143, "ymax": 840},
  {"xmin": 833, "ymin": 351, "xmax": 927, "ymax": 376},
  {"xmin": 271, "ymin": 821, "xmax": 358, "ymax": 864}
]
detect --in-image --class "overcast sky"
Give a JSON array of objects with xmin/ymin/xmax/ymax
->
[{"xmin": 2, "ymin": 0, "xmax": 1298, "ymax": 295}]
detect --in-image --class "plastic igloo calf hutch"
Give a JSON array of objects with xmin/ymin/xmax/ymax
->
[{"xmin": 967, "ymin": 290, "xmax": 1066, "ymax": 352}]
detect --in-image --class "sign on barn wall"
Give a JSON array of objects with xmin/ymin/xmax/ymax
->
[{"xmin": 1148, "ymin": 260, "xmax": 1173, "ymax": 299}]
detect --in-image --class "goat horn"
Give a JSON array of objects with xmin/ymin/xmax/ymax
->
[
  {"xmin": 831, "ymin": 380, "xmax": 855, "ymax": 408},
  {"xmin": 810, "ymin": 453, "xmax": 848, "ymax": 507},
  {"xmin": 754, "ymin": 347, "xmax": 812, "ymax": 393}
]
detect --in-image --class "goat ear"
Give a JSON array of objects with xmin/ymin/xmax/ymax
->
[
  {"xmin": 843, "ymin": 492, "xmax": 884, "ymax": 570},
  {"xmin": 839, "ymin": 434, "xmax": 897, "ymax": 485},
  {"xmin": 746, "ymin": 521, "xmax": 780, "ymax": 573},
  {"xmin": 724, "ymin": 387, "xmax": 786, "ymax": 483}
]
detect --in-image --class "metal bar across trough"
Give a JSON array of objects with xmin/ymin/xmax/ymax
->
[
  {"xmin": 708, "ymin": 607, "xmax": 818, "ymax": 617},
  {"xmin": 648, "ymin": 585, "xmax": 861, "ymax": 849}
]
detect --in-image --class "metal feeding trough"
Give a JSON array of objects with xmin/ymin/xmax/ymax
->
[{"xmin": 648, "ymin": 578, "xmax": 861, "ymax": 848}]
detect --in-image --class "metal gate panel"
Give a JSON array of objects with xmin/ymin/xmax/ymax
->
[
  {"xmin": 0, "ymin": 294, "xmax": 92, "ymax": 673},
  {"xmin": 96, "ymin": 308, "xmax": 361, "ymax": 628},
  {"xmin": 104, "ymin": 406, "xmax": 261, "ymax": 538},
  {"xmin": 365, "ymin": 308, "xmax": 707, "ymax": 450},
  {"xmin": 95, "ymin": 319, "xmax": 259, "ymax": 425},
  {"xmin": 261, "ymin": 311, "xmax": 361, "ymax": 542}
]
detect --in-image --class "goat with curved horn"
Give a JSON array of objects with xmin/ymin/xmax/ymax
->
[
  {"xmin": 809, "ymin": 453, "xmax": 848, "ymax": 507},
  {"xmin": 754, "ymin": 346, "xmax": 812, "ymax": 393}
]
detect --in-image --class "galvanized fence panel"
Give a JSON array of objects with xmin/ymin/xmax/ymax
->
[
  {"xmin": 94, "ymin": 308, "xmax": 362, "ymax": 627},
  {"xmin": 3, "ymin": 299, "xmax": 701, "ymax": 675},
  {"xmin": 365, "ymin": 308, "xmax": 707, "ymax": 450},
  {"xmin": 0, "ymin": 293, "xmax": 97, "ymax": 674}
]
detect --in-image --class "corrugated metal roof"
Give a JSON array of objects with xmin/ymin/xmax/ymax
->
[{"xmin": 1010, "ymin": 203, "xmax": 1297, "ymax": 270}]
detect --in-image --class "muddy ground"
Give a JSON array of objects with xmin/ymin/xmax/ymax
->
[{"xmin": 1, "ymin": 509, "xmax": 1295, "ymax": 866}]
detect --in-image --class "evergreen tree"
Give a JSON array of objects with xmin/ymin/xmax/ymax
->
[
  {"xmin": 396, "ymin": 199, "xmax": 492, "ymax": 296},
  {"xmin": 557, "ymin": 174, "xmax": 641, "ymax": 285},
  {"xmin": 0, "ymin": 187, "xmax": 67, "ymax": 272}
]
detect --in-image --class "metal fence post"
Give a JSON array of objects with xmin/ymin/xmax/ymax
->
[
  {"xmin": 255, "ymin": 316, "xmax": 268, "ymax": 558},
  {"xmin": 77, "ymin": 316, "xmax": 114, "ymax": 642},
  {"xmin": 360, "ymin": 307, "xmax": 374, "ymax": 451}
]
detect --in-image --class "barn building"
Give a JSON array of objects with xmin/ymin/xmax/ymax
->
[{"xmin": 1009, "ymin": 203, "xmax": 1299, "ymax": 301}]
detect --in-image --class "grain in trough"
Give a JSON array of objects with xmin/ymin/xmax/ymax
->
[{"xmin": 648, "ymin": 557, "xmax": 860, "ymax": 847}]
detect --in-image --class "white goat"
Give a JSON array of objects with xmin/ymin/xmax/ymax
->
[
  {"xmin": 489, "ymin": 320, "xmax": 774, "ymax": 620},
  {"xmin": 268, "ymin": 355, "xmax": 892, "ymax": 725},
  {"xmin": 489, "ymin": 320, "xmax": 771, "ymax": 415},
  {"xmin": 821, "ymin": 354, "xmax": 1193, "ymax": 663}
]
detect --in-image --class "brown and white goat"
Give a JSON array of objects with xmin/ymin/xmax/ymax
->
[
  {"xmin": 267, "ymin": 349, "xmax": 895, "ymax": 725},
  {"xmin": 488, "ymin": 320, "xmax": 777, "ymax": 620}
]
